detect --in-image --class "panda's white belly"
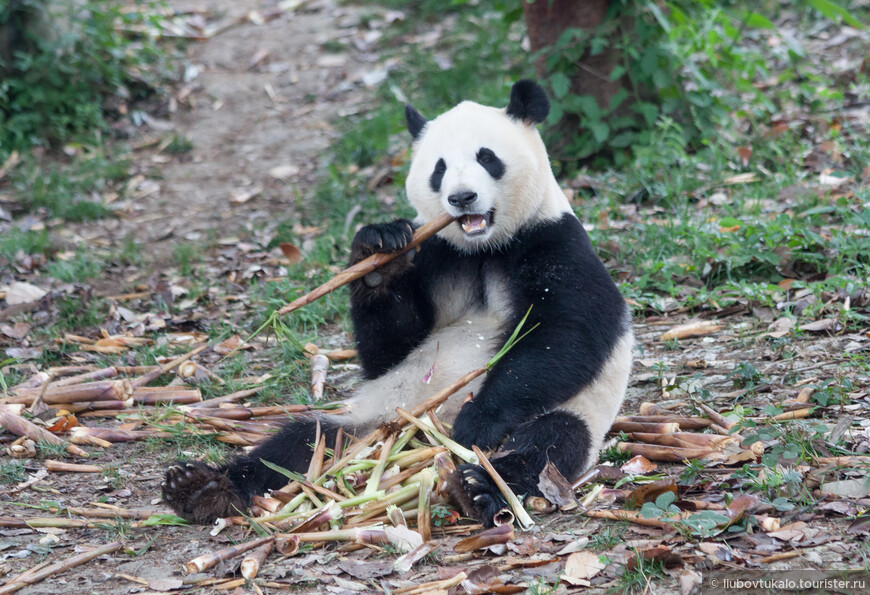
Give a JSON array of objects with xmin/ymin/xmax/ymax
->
[{"xmin": 343, "ymin": 309, "xmax": 504, "ymax": 431}]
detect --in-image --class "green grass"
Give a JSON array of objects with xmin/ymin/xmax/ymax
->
[
  {"xmin": 45, "ymin": 251, "xmax": 103, "ymax": 282},
  {"xmin": 615, "ymin": 554, "xmax": 668, "ymax": 594},
  {"xmin": 0, "ymin": 460, "xmax": 26, "ymax": 484}
]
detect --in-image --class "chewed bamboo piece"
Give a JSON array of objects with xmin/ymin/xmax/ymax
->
[
  {"xmin": 186, "ymin": 536, "xmax": 274, "ymax": 574},
  {"xmin": 0, "ymin": 540, "xmax": 122, "ymax": 595},
  {"xmin": 277, "ymin": 213, "xmax": 455, "ymax": 315},
  {"xmin": 0, "ymin": 411, "xmax": 88, "ymax": 458},
  {"xmin": 309, "ymin": 354, "xmax": 329, "ymax": 401},
  {"xmin": 471, "ymin": 445, "xmax": 534, "ymax": 530}
]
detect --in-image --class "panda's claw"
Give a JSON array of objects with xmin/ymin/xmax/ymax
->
[
  {"xmin": 448, "ymin": 464, "xmax": 508, "ymax": 528},
  {"xmin": 161, "ymin": 461, "xmax": 245, "ymax": 524}
]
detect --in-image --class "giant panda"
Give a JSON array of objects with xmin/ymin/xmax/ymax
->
[{"xmin": 161, "ymin": 80, "xmax": 633, "ymax": 525}]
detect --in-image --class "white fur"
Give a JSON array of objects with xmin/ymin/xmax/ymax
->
[
  {"xmin": 405, "ymin": 101, "xmax": 570, "ymax": 251},
  {"xmin": 561, "ymin": 329, "xmax": 635, "ymax": 470}
]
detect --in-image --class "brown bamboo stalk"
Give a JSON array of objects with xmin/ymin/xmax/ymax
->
[
  {"xmin": 133, "ymin": 388, "xmax": 202, "ymax": 405},
  {"xmin": 616, "ymin": 442, "xmax": 715, "ymax": 462},
  {"xmin": 114, "ymin": 365, "xmax": 160, "ymax": 375},
  {"xmin": 617, "ymin": 415, "xmax": 712, "ymax": 429},
  {"xmin": 585, "ymin": 509, "xmax": 675, "ymax": 529},
  {"xmin": 771, "ymin": 408, "xmax": 812, "ymax": 421},
  {"xmin": 307, "ymin": 433, "xmax": 327, "ymax": 482},
  {"xmin": 393, "ymin": 571, "xmax": 468, "ymax": 595},
  {"xmin": 0, "ymin": 541, "xmax": 122, "ymax": 594},
  {"xmin": 44, "ymin": 460, "xmax": 103, "ymax": 473},
  {"xmin": 0, "ymin": 411, "xmax": 88, "ymax": 457},
  {"xmin": 695, "ymin": 402, "xmax": 738, "ymax": 430},
  {"xmin": 240, "ymin": 540, "xmax": 274, "ymax": 580},
  {"xmin": 278, "ymin": 213, "xmax": 455, "ymax": 315},
  {"xmin": 609, "ymin": 421, "xmax": 680, "ymax": 434},
  {"xmin": 131, "ymin": 344, "xmax": 207, "ymax": 388},
  {"xmin": 185, "ymin": 536, "xmax": 274, "ymax": 574},
  {"xmin": 46, "ymin": 367, "xmax": 118, "ymax": 388},
  {"xmin": 453, "ymin": 524, "xmax": 515, "ymax": 553},
  {"xmin": 185, "ymin": 387, "xmax": 262, "ymax": 408},
  {"xmin": 274, "ymin": 528, "xmax": 389, "ymax": 544},
  {"xmin": 309, "ymin": 354, "xmax": 328, "ymax": 401},
  {"xmin": 69, "ymin": 426, "xmax": 167, "ymax": 443},
  {"xmin": 52, "ymin": 400, "xmax": 132, "ymax": 414},
  {"xmin": 69, "ymin": 434, "xmax": 113, "ymax": 448},
  {"xmin": 472, "ymin": 445, "xmax": 534, "ymax": 529},
  {"xmin": 7, "ymin": 380, "xmax": 133, "ymax": 405},
  {"xmin": 45, "ymin": 506, "xmax": 159, "ymax": 519}
]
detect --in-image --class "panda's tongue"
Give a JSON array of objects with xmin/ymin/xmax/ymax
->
[{"xmin": 460, "ymin": 214, "xmax": 488, "ymax": 234}]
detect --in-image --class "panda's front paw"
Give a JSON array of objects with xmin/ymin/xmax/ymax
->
[
  {"xmin": 350, "ymin": 219, "xmax": 415, "ymax": 264},
  {"xmin": 448, "ymin": 464, "xmax": 508, "ymax": 527},
  {"xmin": 451, "ymin": 402, "xmax": 509, "ymax": 450},
  {"xmin": 162, "ymin": 461, "xmax": 246, "ymax": 524}
]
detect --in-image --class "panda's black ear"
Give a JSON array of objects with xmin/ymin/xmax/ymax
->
[
  {"xmin": 506, "ymin": 80, "xmax": 550, "ymax": 125},
  {"xmin": 405, "ymin": 105, "xmax": 427, "ymax": 140}
]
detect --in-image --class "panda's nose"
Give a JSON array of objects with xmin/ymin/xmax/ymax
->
[{"xmin": 448, "ymin": 191, "xmax": 477, "ymax": 209}]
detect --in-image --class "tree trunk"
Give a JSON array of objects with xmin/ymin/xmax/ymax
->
[{"xmin": 523, "ymin": 0, "xmax": 624, "ymax": 111}]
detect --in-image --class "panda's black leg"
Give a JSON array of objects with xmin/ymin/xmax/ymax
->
[
  {"xmin": 162, "ymin": 417, "xmax": 340, "ymax": 523},
  {"xmin": 448, "ymin": 410, "xmax": 591, "ymax": 526}
]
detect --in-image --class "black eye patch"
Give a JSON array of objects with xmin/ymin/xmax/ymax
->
[
  {"xmin": 429, "ymin": 158, "xmax": 446, "ymax": 192},
  {"xmin": 476, "ymin": 148, "xmax": 505, "ymax": 180}
]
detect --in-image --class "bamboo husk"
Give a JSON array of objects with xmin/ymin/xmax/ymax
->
[
  {"xmin": 277, "ymin": 213, "xmax": 455, "ymax": 315},
  {"xmin": 617, "ymin": 415, "xmax": 712, "ymax": 429},
  {"xmin": 186, "ymin": 536, "xmax": 274, "ymax": 574},
  {"xmin": 472, "ymin": 445, "xmax": 534, "ymax": 530},
  {"xmin": 310, "ymin": 354, "xmax": 328, "ymax": 401},
  {"xmin": 416, "ymin": 468, "xmax": 435, "ymax": 542},
  {"xmin": 7, "ymin": 380, "xmax": 133, "ymax": 405},
  {"xmin": 69, "ymin": 434, "xmax": 114, "ymax": 448},
  {"xmin": 616, "ymin": 442, "xmax": 715, "ymax": 462},
  {"xmin": 638, "ymin": 402, "xmax": 673, "ymax": 416},
  {"xmin": 0, "ymin": 540, "xmax": 122, "ymax": 595},
  {"xmin": 0, "ymin": 411, "xmax": 88, "ymax": 457},
  {"xmin": 44, "ymin": 460, "xmax": 103, "ymax": 473},
  {"xmin": 609, "ymin": 421, "xmax": 680, "ymax": 434},
  {"xmin": 626, "ymin": 432, "xmax": 739, "ymax": 449},
  {"xmin": 240, "ymin": 540, "xmax": 273, "ymax": 580}
]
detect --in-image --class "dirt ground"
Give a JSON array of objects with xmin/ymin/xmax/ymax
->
[{"xmin": 3, "ymin": 1, "xmax": 870, "ymax": 594}]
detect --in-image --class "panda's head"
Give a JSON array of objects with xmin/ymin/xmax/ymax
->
[{"xmin": 404, "ymin": 80, "xmax": 564, "ymax": 251}]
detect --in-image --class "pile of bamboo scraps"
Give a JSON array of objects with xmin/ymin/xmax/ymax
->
[{"xmin": 0, "ymin": 344, "xmax": 346, "ymax": 457}]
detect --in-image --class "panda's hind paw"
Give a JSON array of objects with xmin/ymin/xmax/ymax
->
[
  {"xmin": 161, "ymin": 461, "xmax": 245, "ymax": 524},
  {"xmin": 448, "ymin": 464, "xmax": 508, "ymax": 528}
]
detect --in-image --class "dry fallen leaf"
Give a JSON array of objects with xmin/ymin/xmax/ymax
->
[
  {"xmin": 213, "ymin": 335, "xmax": 254, "ymax": 355},
  {"xmin": 799, "ymin": 319, "xmax": 843, "ymax": 333},
  {"xmin": 561, "ymin": 551, "xmax": 605, "ymax": 586},
  {"xmin": 1, "ymin": 322, "xmax": 31, "ymax": 340},
  {"xmin": 625, "ymin": 478, "xmax": 676, "ymax": 509},
  {"xmin": 5, "ymin": 281, "xmax": 47, "ymax": 305},
  {"xmin": 279, "ymin": 242, "xmax": 303, "ymax": 264},
  {"xmin": 621, "ymin": 455, "xmax": 658, "ymax": 475}
]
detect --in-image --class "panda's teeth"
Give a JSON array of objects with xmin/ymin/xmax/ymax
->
[{"xmin": 460, "ymin": 215, "xmax": 488, "ymax": 234}]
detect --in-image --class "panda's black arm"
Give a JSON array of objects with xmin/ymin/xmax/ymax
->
[
  {"xmin": 348, "ymin": 219, "xmax": 446, "ymax": 379},
  {"xmin": 451, "ymin": 214, "xmax": 628, "ymax": 448}
]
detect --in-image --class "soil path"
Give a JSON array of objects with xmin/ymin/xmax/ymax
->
[{"xmin": 89, "ymin": 0, "xmax": 372, "ymax": 264}]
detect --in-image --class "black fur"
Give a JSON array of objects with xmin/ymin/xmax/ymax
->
[
  {"xmin": 476, "ymin": 148, "xmax": 505, "ymax": 180},
  {"xmin": 162, "ymin": 417, "xmax": 340, "ymax": 522},
  {"xmin": 450, "ymin": 411, "xmax": 591, "ymax": 525},
  {"xmin": 352, "ymin": 213, "xmax": 627, "ymax": 430},
  {"xmin": 506, "ymin": 79, "xmax": 550, "ymax": 125},
  {"xmin": 405, "ymin": 104, "xmax": 427, "ymax": 139},
  {"xmin": 429, "ymin": 158, "xmax": 446, "ymax": 192}
]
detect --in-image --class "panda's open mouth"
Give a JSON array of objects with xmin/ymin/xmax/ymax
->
[{"xmin": 459, "ymin": 210, "xmax": 495, "ymax": 236}]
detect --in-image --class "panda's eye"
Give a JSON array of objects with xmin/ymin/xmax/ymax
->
[
  {"xmin": 476, "ymin": 148, "xmax": 505, "ymax": 180},
  {"xmin": 429, "ymin": 158, "xmax": 447, "ymax": 192}
]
